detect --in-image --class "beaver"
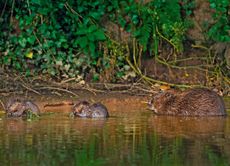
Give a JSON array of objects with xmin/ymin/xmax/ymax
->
[
  {"xmin": 5, "ymin": 98, "xmax": 40, "ymax": 117},
  {"xmin": 72, "ymin": 101, "xmax": 109, "ymax": 118},
  {"xmin": 148, "ymin": 88, "xmax": 226, "ymax": 116}
]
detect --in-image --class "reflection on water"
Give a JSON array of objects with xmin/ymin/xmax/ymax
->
[{"xmin": 0, "ymin": 108, "xmax": 230, "ymax": 165}]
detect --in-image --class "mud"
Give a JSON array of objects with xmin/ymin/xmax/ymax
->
[{"xmin": 0, "ymin": 90, "xmax": 148, "ymax": 115}]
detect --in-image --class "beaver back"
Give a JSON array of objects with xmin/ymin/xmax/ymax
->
[{"xmin": 150, "ymin": 88, "xmax": 226, "ymax": 116}]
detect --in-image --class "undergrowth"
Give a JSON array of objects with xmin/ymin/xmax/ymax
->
[{"xmin": 0, "ymin": 0, "xmax": 229, "ymax": 86}]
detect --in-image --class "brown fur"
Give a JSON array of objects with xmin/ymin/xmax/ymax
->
[
  {"xmin": 72, "ymin": 101, "xmax": 109, "ymax": 118},
  {"xmin": 148, "ymin": 88, "xmax": 226, "ymax": 116},
  {"xmin": 6, "ymin": 98, "xmax": 40, "ymax": 117}
]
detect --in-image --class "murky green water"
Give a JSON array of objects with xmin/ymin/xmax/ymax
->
[{"xmin": 0, "ymin": 101, "xmax": 229, "ymax": 166}]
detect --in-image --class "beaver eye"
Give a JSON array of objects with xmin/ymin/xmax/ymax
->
[{"xmin": 165, "ymin": 93, "xmax": 172, "ymax": 97}]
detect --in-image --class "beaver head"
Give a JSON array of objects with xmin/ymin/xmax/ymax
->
[
  {"xmin": 148, "ymin": 90, "xmax": 177, "ymax": 114},
  {"xmin": 6, "ymin": 98, "xmax": 26, "ymax": 116},
  {"xmin": 72, "ymin": 101, "xmax": 91, "ymax": 117}
]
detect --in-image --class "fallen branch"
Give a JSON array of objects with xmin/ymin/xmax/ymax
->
[
  {"xmin": 125, "ymin": 52, "xmax": 204, "ymax": 89},
  {"xmin": 20, "ymin": 83, "xmax": 41, "ymax": 95},
  {"xmin": 0, "ymin": 99, "xmax": 5, "ymax": 110},
  {"xmin": 37, "ymin": 86, "xmax": 79, "ymax": 97}
]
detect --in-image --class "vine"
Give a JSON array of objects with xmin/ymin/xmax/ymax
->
[{"xmin": 0, "ymin": 0, "xmax": 229, "ymax": 88}]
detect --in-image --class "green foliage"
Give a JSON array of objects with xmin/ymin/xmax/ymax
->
[
  {"xmin": 0, "ymin": 0, "xmax": 228, "ymax": 81},
  {"xmin": 75, "ymin": 24, "xmax": 106, "ymax": 57},
  {"xmin": 208, "ymin": 0, "xmax": 230, "ymax": 42},
  {"xmin": 99, "ymin": 40, "xmax": 134, "ymax": 82},
  {"xmin": 117, "ymin": 0, "xmax": 189, "ymax": 53},
  {"xmin": 25, "ymin": 109, "xmax": 40, "ymax": 121},
  {"xmin": 0, "ymin": 0, "xmax": 108, "ymax": 79}
]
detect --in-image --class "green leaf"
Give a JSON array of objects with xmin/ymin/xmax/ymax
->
[
  {"xmin": 88, "ymin": 25, "xmax": 98, "ymax": 33},
  {"xmin": 89, "ymin": 12, "xmax": 101, "ymax": 20},
  {"xmin": 88, "ymin": 34, "xmax": 95, "ymax": 42},
  {"xmin": 27, "ymin": 36, "xmax": 36, "ymax": 45},
  {"xmin": 78, "ymin": 36, "xmax": 88, "ymax": 48},
  {"xmin": 93, "ymin": 30, "xmax": 106, "ymax": 40},
  {"xmin": 89, "ymin": 42, "xmax": 96, "ymax": 56},
  {"xmin": 76, "ymin": 27, "xmax": 87, "ymax": 35},
  {"xmin": 92, "ymin": 73, "xmax": 99, "ymax": 81},
  {"xmin": 15, "ymin": 62, "xmax": 21, "ymax": 70},
  {"xmin": 31, "ymin": 0, "xmax": 41, "ymax": 5},
  {"xmin": 19, "ymin": 38, "xmax": 27, "ymax": 47},
  {"xmin": 210, "ymin": 3, "xmax": 216, "ymax": 9}
]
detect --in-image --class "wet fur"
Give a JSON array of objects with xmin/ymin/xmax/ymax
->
[
  {"xmin": 148, "ymin": 88, "xmax": 226, "ymax": 116},
  {"xmin": 6, "ymin": 98, "xmax": 40, "ymax": 117},
  {"xmin": 72, "ymin": 101, "xmax": 109, "ymax": 118}
]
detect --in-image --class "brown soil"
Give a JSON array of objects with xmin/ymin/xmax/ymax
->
[
  {"xmin": 0, "ymin": 65, "xmax": 229, "ymax": 115},
  {"xmin": 0, "ymin": 71, "xmax": 149, "ymax": 114}
]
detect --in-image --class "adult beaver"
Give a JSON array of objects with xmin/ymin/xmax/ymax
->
[
  {"xmin": 5, "ymin": 98, "xmax": 40, "ymax": 117},
  {"xmin": 148, "ymin": 88, "xmax": 226, "ymax": 116},
  {"xmin": 72, "ymin": 101, "xmax": 109, "ymax": 118}
]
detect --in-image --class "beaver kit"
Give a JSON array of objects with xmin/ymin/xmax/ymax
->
[
  {"xmin": 148, "ymin": 88, "xmax": 226, "ymax": 116},
  {"xmin": 5, "ymin": 98, "xmax": 40, "ymax": 117},
  {"xmin": 72, "ymin": 101, "xmax": 109, "ymax": 118}
]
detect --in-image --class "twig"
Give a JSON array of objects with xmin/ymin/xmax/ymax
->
[
  {"xmin": 156, "ymin": 57, "xmax": 214, "ymax": 71},
  {"xmin": 191, "ymin": 44, "xmax": 212, "ymax": 63},
  {"xmin": 60, "ymin": 78, "xmax": 76, "ymax": 84},
  {"xmin": 126, "ymin": 53, "xmax": 203, "ymax": 88},
  {"xmin": 57, "ymin": 81, "xmax": 102, "ymax": 95},
  {"xmin": 26, "ymin": 0, "xmax": 31, "ymax": 15},
  {"xmin": 0, "ymin": 99, "xmax": 5, "ymax": 110},
  {"xmin": 20, "ymin": 83, "xmax": 41, "ymax": 95},
  {"xmin": 89, "ymin": 82, "xmax": 134, "ymax": 90},
  {"xmin": 83, "ymin": 85, "xmax": 105, "ymax": 95},
  {"xmin": 64, "ymin": 2, "xmax": 83, "ymax": 22},
  {"xmin": 87, "ymin": 83, "xmax": 152, "ymax": 95},
  {"xmin": 37, "ymin": 86, "xmax": 79, "ymax": 97},
  {"xmin": 0, "ymin": 0, "xmax": 8, "ymax": 19},
  {"xmin": 10, "ymin": 0, "xmax": 15, "ymax": 25},
  {"xmin": 16, "ymin": 75, "xmax": 41, "ymax": 95},
  {"xmin": 156, "ymin": 26, "xmax": 176, "ymax": 51},
  {"xmin": 167, "ymin": 57, "xmax": 209, "ymax": 64}
]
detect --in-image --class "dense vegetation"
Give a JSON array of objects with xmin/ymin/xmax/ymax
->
[{"xmin": 0, "ymin": 0, "xmax": 229, "ymax": 85}]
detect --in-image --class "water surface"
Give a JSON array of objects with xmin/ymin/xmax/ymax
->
[{"xmin": 0, "ymin": 98, "xmax": 229, "ymax": 166}]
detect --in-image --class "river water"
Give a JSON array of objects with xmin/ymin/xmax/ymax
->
[{"xmin": 0, "ymin": 97, "xmax": 229, "ymax": 166}]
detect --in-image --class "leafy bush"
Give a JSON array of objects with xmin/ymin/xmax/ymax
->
[
  {"xmin": 208, "ymin": 0, "xmax": 230, "ymax": 42},
  {"xmin": 0, "ymin": 0, "xmax": 228, "ymax": 82}
]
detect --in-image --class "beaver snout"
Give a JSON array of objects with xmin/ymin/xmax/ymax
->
[
  {"xmin": 6, "ymin": 112, "xmax": 13, "ymax": 117},
  {"xmin": 5, "ymin": 98, "xmax": 40, "ymax": 117},
  {"xmin": 147, "ymin": 97, "xmax": 158, "ymax": 114}
]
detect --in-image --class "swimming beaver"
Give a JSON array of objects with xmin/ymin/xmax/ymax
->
[
  {"xmin": 148, "ymin": 88, "xmax": 226, "ymax": 116},
  {"xmin": 72, "ymin": 101, "xmax": 109, "ymax": 118},
  {"xmin": 6, "ymin": 98, "xmax": 40, "ymax": 117}
]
